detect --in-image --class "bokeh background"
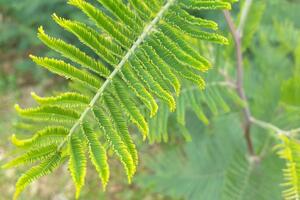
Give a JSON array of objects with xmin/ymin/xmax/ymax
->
[{"xmin": 1, "ymin": 0, "xmax": 300, "ymax": 199}]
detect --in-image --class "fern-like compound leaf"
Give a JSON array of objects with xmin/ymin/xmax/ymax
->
[{"xmin": 5, "ymin": 0, "xmax": 233, "ymax": 198}]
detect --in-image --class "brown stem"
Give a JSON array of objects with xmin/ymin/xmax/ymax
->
[{"xmin": 223, "ymin": 10, "xmax": 254, "ymax": 156}]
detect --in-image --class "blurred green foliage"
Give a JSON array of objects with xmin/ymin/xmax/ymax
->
[
  {"xmin": 0, "ymin": 0, "xmax": 84, "ymax": 93},
  {"xmin": 137, "ymin": 0, "xmax": 300, "ymax": 199}
]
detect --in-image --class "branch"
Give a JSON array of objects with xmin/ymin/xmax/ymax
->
[
  {"xmin": 218, "ymin": 68, "xmax": 235, "ymax": 85},
  {"xmin": 223, "ymin": 9, "xmax": 254, "ymax": 155},
  {"xmin": 250, "ymin": 117, "xmax": 300, "ymax": 137}
]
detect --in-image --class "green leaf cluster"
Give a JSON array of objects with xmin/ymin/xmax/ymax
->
[{"xmin": 3, "ymin": 0, "xmax": 232, "ymax": 199}]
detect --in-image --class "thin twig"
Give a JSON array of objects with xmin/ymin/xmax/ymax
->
[
  {"xmin": 250, "ymin": 117, "xmax": 300, "ymax": 137},
  {"xmin": 290, "ymin": 128, "xmax": 300, "ymax": 135},
  {"xmin": 223, "ymin": 10, "xmax": 254, "ymax": 155},
  {"xmin": 218, "ymin": 68, "xmax": 235, "ymax": 85},
  {"xmin": 250, "ymin": 117, "xmax": 289, "ymax": 136}
]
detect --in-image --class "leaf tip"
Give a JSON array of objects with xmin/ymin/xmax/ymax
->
[
  {"xmin": 14, "ymin": 104, "xmax": 21, "ymax": 112},
  {"xmin": 29, "ymin": 54, "xmax": 37, "ymax": 61},
  {"xmin": 38, "ymin": 26, "xmax": 44, "ymax": 33}
]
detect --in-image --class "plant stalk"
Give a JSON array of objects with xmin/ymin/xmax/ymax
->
[{"xmin": 223, "ymin": 10, "xmax": 254, "ymax": 155}]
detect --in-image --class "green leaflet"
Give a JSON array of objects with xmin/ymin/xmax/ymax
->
[
  {"xmin": 93, "ymin": 107, "xmax": 135, "ymax": 182},
  {"xmin": 30, "ymin": 56, "xmax": 102, "ymax": 90},
  {"xmin": 147, "ymin": 38, "xmax": 206, "ymax": 89},
  {"xmin": 53, "ymin": 14, "xmax": 122, "ymax": 64},
  {"xmin": 113, "ymin": 80, "xmax": 149, "ymax": 137},
  {"xmin": 31, "ymin": 92, "xmax": 89, "ymax": 108},
  {"xmin": 104, "ymin": 94, "xmax": 139, "ymax": 167},
  {"xmin": 129, "ymin": 0, "xmax": 152, "ymax": 20},
  {"xmin": 121, "ymin": 66, "xmax": 158, "ymax": 116},
  {"xmin": 145, "ymin": 0, "xmax": 162, "ymax": 13},
  {"xmin": 168, "ymin": 5, "xmax": 218, "ymax": 30},
  {"xmin": 2, "ymin": 144, "xmax": 57, "ymax": 169},
  {"xmin": 154, "ymin": 32, "xmax": 209, "ymax": 72},
  {"xmin": 136, "ymin": 50, "xmax": 171, "ymax": 95},
  {"xmin": 37, "ymin": 26, "xmax": 109, "ymax": 77},
  {"xmin": 69, "ymin": 0, "xmax": 133, "ymax": 48},
  {"xmin": 167, "ymin": 21, "xmax": 229, "ymax": 44},
  {"xmin": 159, "ymin": 23, "xmax": 211, "ymax": 69},
  {"xmin": 97, "ymin": 0, "xmax": 143, "ymax": 31},
  {"xmin": 180, "ymin": 0, "xmax": 232, "ymax": 10},
  {"xmin": 68, "ymin": 135, "xmax": 87, "ymax": 199},
  {"xmin": 129, "ymin": 56, "xmax": 176, "ymax": 111},
  {"xmin": 148, "ymin": 103, "xmax": 169, "ymax": 143},
  {"xmin": 15, "ymin": 104, "xmax": 79, "ymax": 123},
  {"xmin": 82, "ymin": 122, "xmax": 109, "ymax": 189},
  {"xmin": 11, "ymin": 126, "xmax": 69, "ymax": 148},
  {"xmin": 13, "ymin": 153, "xmax": 64, "ymax": 200},
  {"xmin": 141, "ymin": 45, "xmax": 181, "ymax": 95}
]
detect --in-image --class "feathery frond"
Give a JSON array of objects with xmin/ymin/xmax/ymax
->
[
  {"xmin": 277, "ymin": 135, "xmax": 300, "ymax": 200},
  {"xmin": 4, "ymin": 0, "xmax": 232, "ymax": 198}
]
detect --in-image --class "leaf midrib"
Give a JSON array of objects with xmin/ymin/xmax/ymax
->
[{"xmin": 57, "ymin": 0, "xmax": 176, "ymax": 151}]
